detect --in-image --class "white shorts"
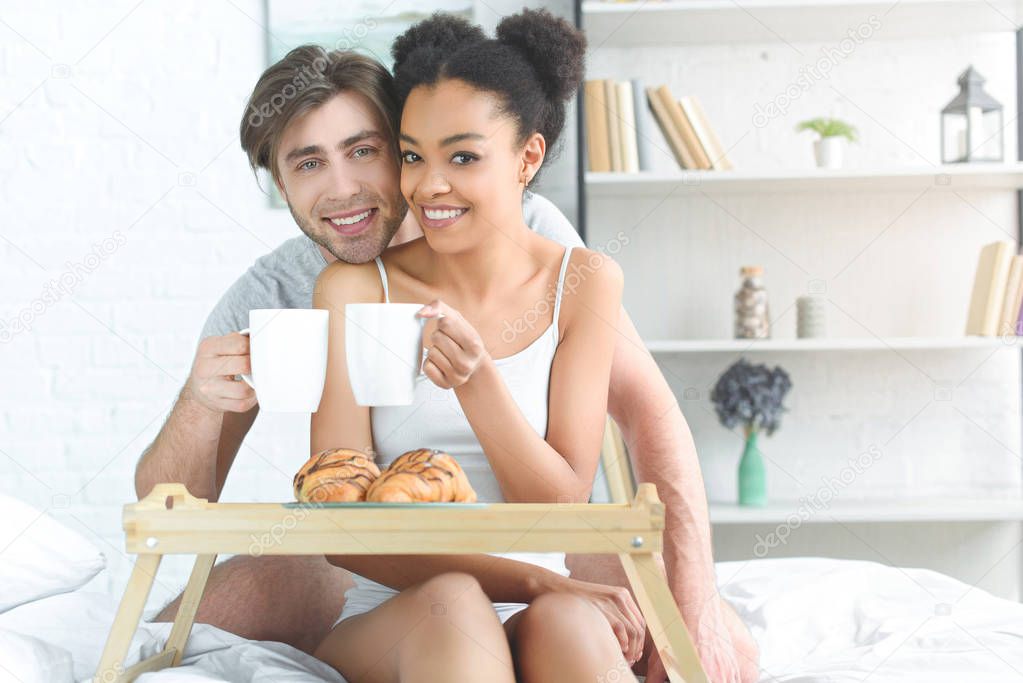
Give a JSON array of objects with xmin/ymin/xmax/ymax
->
[
  {"xmin": 333, "ymin": 581, "xmax": 530, "ymax": 628},
  {"xmin": 333, "ymin": 552, "xmax": 568, "ymax": 629}
]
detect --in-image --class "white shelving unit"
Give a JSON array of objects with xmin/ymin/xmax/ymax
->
[
  {"xmin": 583, "ymin": 0, "xmax": 1023, "ymax": 46},
  {"xmin": 645, "ymin": 336, "xmax": 1021, "ymax": 353},
  {"xmin": 587, "ymin": 164, "xmax": 1023, "ymax": 196},
  {"xmin": 578, "ymin": 0, "xmax": 1023, "ymax": 554},
  {"xmin": 709, "ymin": 498, "xmax": 1023, "ymax": 524}
]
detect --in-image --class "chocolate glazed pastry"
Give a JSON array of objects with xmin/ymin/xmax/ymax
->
[
  {"xmin": 293, "ymin": 448, "xmax": 382, "ymax": 503},
  {"xmin": 366, "ymin": 448, "xmax": 477, "ymax": 503}
]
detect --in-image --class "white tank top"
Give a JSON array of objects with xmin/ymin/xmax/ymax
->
[{"xmin": 353, "ymin": 246, "xmax": 575, "ymax": 594}]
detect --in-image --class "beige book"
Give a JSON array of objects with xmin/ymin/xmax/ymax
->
[
  {"xmin": 655, "ymin": 85, "xmax": 710, "ymax": 170},
  {"xmin": 647, "ymin": 86, "xmax": 695, "ymax": 169},
  {"xmin": 965, "ymin": 241, "xmax": 1015, "ymax": 336},
  {"xmin": 678, "ymin": 96, "xmax": 715, "ymax": 170},
  {"xmin": 998, "ymin": 254, "xmax": 1023, "ymax": 335},
  {"xmin": 684, "ymin": 95, "xmax": 734, "ymax": 171},
  {"xmin": 617, "ymin": 81, "xmax": 639, "ymax": 173},
  {"xmin": 605, "ymin": 80, "xmax": 622, "ymax": 172},
  {"xmin": 583, "ymin": 80, "xmax": 611, "ymax": 172}
]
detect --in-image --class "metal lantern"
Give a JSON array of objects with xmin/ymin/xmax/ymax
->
[{"xmin": 941, "ymin": 66, "xmax": 1003, "ymax": 163}]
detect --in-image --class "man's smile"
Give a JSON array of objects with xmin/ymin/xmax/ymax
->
[{"xmin": 322, "ymin": 207, "xmax": 378, "ymax": 236}]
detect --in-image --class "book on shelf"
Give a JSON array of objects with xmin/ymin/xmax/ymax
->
[
  {"xmin": 616, "ymin": 81, "xmax": 640, "ymax": 173},
  {"xmin": 1000, "ymin": 254, "xmax": 1023, "ymax": 334},
  {"xmin": 630, "ymin": 77, "xmax": 653, "ymax": 171},
  {"xmin": 655, "ymin": 85, "xmax": 711, "ymax": 170},
  {"xmin": 965, "ymin": 241, "xmax": 1022, "ymax": 336},
  {"xmin": 605, "ymin": 79, "xmax": 622, "ymax": 172},
  {"xmin": 645, "ymin": 85, "xmax": 692, "ymax": 169},
  {"xmin": 583, "ymin": 80, "xmax": 611, "ymax": 172},
  {"xmin": 680, "ymin": 95, "xmax": 734, "ymax": 171},
  {"xmin": 583, "ymin": 79, "xmax": 730, "ymax": 173}
]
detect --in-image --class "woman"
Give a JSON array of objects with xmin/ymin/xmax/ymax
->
[{"xmin": 310, "ymin": 10, "xmax": 641, "ymax": 682}]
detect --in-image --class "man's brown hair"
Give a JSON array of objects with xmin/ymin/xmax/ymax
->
[{"xmin": 239, "ymin": 46, "xmax": 400, "ymax": 186}]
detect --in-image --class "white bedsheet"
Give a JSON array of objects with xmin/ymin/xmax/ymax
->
[
  {"xmin": 717, "ymin": 557, "xmax": 1023, "ymax": 682},
  {"xmin": 0, "ymin": 557, "xmax": 1020, "ymax": 682}
]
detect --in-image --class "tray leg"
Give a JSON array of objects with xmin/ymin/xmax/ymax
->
[
  {"xmin": 619, "ymin": 553, "xmax": 707, "ymax": 683},
  {"xmin": 164, "ymin": 553, "xmax": 217, "ymax": 666},
  {"xmin": 94, "ymin": 553, "xmax": 162, "ymax": 683}
]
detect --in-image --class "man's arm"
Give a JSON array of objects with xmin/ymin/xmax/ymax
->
[
  {"xmin": 135, "ymin": 334, "xmax": 258, "ymax": 501},
  {"xmin": 565, "ymin": 304, "xmax": 714, "ymax": 593},
  {"xmin": 607, "ymin": 309, "xmax": 715, "ymax": 597},
  {"xmin": 567, "ymin": 305, "xmax": 760, "ymax": 682}
]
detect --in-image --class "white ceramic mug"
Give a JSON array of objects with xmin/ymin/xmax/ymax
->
[
  {"xmin": 345, "ymin": 303, "xmax": 439, "ymax": 406},
  {"xmin": 238, "ymin": 309, "xmax": 329, "ymax": 413}
]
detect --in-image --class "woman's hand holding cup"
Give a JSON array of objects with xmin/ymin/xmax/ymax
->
[{"xmin": 417, "ymin": 299, "xmax": 490, "ymax": 390}]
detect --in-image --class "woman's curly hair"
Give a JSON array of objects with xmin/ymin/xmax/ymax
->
[{"xmin": 391, "ymin": 9, "xmax": 586, "ymax": 185}]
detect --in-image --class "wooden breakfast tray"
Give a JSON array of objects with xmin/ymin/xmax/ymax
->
[{"xmin": 93, "ymin": 482, "xmax": 708, "ymax": 683}]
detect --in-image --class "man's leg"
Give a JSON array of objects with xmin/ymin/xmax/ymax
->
[{"xmin": 153, "ymin": 554, "xmax": 354, "ymax": 655}]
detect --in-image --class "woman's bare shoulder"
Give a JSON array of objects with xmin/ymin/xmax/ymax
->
[
  {"xmin": 566, "ymin": 247, "xmax": 624, "ymax": 295},
  {"xmin": 558, "ymin": 247, "xmax": 624, "ymax": 327},
  {"xmin": 313, "ymin": 258, "xmax": 385, "ymax": 307}
]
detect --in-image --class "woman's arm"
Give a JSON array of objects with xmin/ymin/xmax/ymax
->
[
  {"xmin": 311, "ymin": 261, "xmax": 379, "ymax": 455},
  {"xmin": 426, "ymin": 249, "xmax": 624, "ymax": 503},
  {"xmin": 313, "ymin": 263, "xmax": 537, "ymax": 593},
  {"xmin": 313, "ymin": 255, "xmax": 642, "ymax": 659},
  {"xmin": 327, "ymin": 553, "xmax": 556, "ymax": 602},
  {"xmin": 326, "ymin": 552, "xmax": 645, "ymax": 661}
]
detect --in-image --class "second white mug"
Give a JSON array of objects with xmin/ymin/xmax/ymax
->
[{"xmin": 345, "ymin": 303, "xmax": 434, "ymax": 406}]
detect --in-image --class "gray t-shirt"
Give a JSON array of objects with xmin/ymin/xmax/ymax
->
[{"xmin": 200, "ymin": 192, "xmax": 585, "ymax": 340}]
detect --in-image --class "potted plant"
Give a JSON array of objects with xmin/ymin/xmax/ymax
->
[
  {"xmin": 796, "ymin": 117, "xmax": 858, "ymax": 169},
  {"xmin": 710, "ymin": 359, "xmax": 792, "ymax": 507}
]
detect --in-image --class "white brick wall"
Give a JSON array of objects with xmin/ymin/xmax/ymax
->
[
  {"xmin": 0, "ymin": 0, "xmax": 576, "ymax": 609},
  {"xmin": 0, "ymin": 0, "xmax": 309, "ymax": 604}
]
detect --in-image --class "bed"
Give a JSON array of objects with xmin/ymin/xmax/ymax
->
[{"xmin": 2, "ymin": 491, "xmax": 1022, "ymax": 682}]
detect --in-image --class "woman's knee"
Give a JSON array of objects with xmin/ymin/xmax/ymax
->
[
  {"xmin": 411, "ymin": 571, "xmax": 489, "ymax": 615},
  {"xmin": 516, "ymin": 592, "xmax": 602, "ymax": 636},
  {"xmin": 526, "ymin": 591, "xmax": 598, "ymax": 617}
]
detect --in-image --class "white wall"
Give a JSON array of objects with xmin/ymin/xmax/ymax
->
[
  {"xmin": 0, "ymin": 0, "xmax": 578, "ymax": 608},
  {"xmin": 0, "ymin": 0, "xmax": 308, "ymax": 603}
]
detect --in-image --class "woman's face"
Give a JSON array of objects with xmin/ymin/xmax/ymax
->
[{"xmin": 399, "ymin": 78, "xmax": 543, "ymax": 253}]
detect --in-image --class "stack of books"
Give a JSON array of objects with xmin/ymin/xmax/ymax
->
[
  {"xmin": 966, "ymin": 241, "xmax": 1023, "ymax": 336},
  {"xmin": 583, "ymin": 79, "xmax": 733, "ymax": 172}
]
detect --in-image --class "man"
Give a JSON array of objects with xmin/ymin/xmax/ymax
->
[{"xmin": 135, "ymin": 45, "xmax": 759, "ymax": 682}]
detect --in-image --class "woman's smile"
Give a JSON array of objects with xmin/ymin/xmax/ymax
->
[{"xmin": 420, "ymin": 203, "xmax": 469, "ymax": 229}]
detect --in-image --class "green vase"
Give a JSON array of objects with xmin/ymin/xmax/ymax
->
[{"xmin": 738, "ymin": 430, "xmax": 767, "ymax": 507}]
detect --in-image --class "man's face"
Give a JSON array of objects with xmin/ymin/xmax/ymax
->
[{"xmin": 275, "ymin": 92, "xmax": 407, "ymax": 264}]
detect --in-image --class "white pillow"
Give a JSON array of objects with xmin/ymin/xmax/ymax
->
[
  {"xmin": 0, "ymin": 494, "xmax": 105, "ymax": 613},
  {"xmin": 0, "ymin": 627, "xmax": 75, "ymax": 682}
]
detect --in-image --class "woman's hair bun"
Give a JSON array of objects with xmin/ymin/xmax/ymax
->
[
  {"xmin": 496, "ymin": 8, "xmax": 586, "ymax": 102},
  {"xmin": 391, "ymin": 12, "xmax": 486, "ymax": 70}
]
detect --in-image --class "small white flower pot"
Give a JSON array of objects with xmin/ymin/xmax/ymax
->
[{"xmin": 814, "ymin": 137, "xmax": 844, "ymax": 169}]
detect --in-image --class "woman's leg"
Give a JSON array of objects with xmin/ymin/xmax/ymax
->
[
  {"xmin": 503, "ymin": 592, "xmax": 638, "ymax": 683},
  {"xmin": 314, "ymin": 572, "xmax": 515, "ymax": 683}
]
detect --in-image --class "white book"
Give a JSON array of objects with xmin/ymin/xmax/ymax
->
[{"xmin": 617, "ymin": 81, "xmax": 639, "ymax": 173}]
